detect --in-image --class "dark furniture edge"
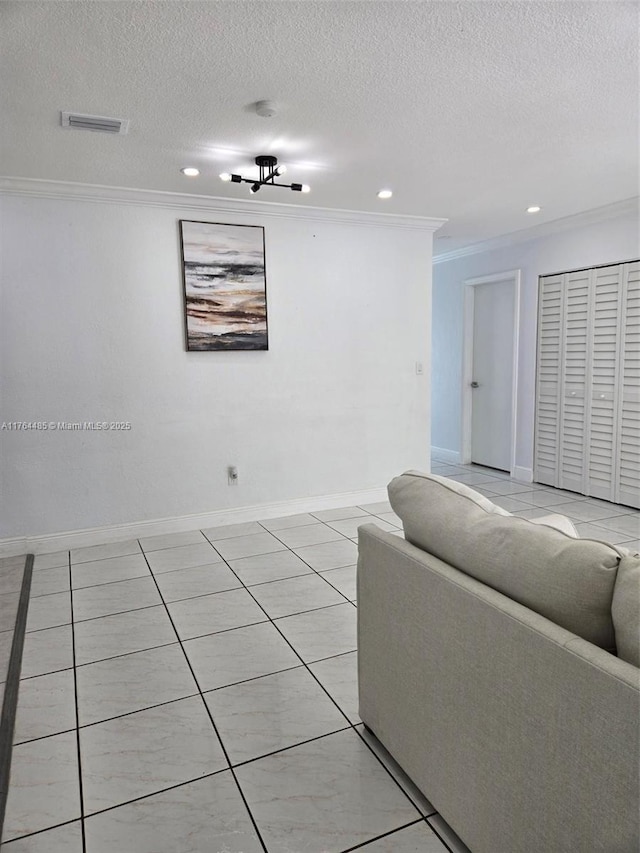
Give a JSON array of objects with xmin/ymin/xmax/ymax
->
[{"xmin": 0, "ymin": 554, "xmax": 33, "ymax": 840}]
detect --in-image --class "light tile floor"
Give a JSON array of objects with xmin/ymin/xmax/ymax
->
[{"xmin": 2, "ymin": 462, "xmax": 638, "ymax": 852}]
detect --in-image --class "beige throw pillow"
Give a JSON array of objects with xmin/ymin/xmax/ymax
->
[{"xmin": 388, "ymin": 471, "xmax": 620, "ymax": 651}]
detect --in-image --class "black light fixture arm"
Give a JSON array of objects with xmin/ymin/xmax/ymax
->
[{"xmin": 225, "ymin": 155, "xmax": 308, "ymax": 193}]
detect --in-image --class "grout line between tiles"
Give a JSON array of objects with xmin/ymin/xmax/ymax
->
[
  {"xmin": 338, "ymin": 818, "xmax": 426, "ymax": 853},
  {"xmin": 208, "ymin": 548, "xmax": 430, "ymax": 817},
  {"xmin": 139, "ymin": 549, "xmax": 270, "ymax": 853}
]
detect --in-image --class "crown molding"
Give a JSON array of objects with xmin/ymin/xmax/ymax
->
[
  {"xmin": 0, "ymin": 177, "xmax": 447, "ymax": 233},
  {"xmin": 433, "ymin": 197, "xmax": 639, "ymax": 264}
]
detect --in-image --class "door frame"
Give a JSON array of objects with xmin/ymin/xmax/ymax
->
[{"xmin": 461, "ymin": 269, "xmax": 522, "ymax": 476}]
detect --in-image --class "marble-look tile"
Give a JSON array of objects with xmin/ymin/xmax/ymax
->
[
  {"xmin": 235, "ymin": 728, "xmax": 420, "ymax": 852},
  {"xmin": 539, "ymin": 486, "xmax": 590, "ymax": 500},
  {"xmin": 71, "ymin": 553, "xmax": 150, "ymax": 590},
  {"xmin": 20, "ymin": 624, "xmax": 73, "ymax": 679},
  {"xmin": 319, "ymin": 565, "xmax": 357, "ymax": 600},
  {"xmin": 550, "ymin": 500, "xmax": 629, "ymax": 523},
  {"xmin": 357, "ymin": 725, "xmax": 436, "ymax": 817},
  {"xmin": 84, "ymin": 772, "xmax": 263, "ymax": 853},
  {"xmin": 29, "ymin": 565, "xmax": 70, "ymax": 598},
  {"xmin": 275, "ymin": 603, "xmax": 357, "ymax": 663},
  {"xmin": 146, "ymin": 542, "xmax": 222, "ymax": 574},
  {"xmin": 427, "ymin": 814, "xmax": 473, "ymax": 853},
  {"xmin": 583, "ymin": 498, "xmax": 637, "ymax": 515},
  {"xmin": 590, "ymin": 513, "xmax": 640, "ymax": 538},
  {"xmin": 74, "ymin": 605, "xmax": 176, "ymax": 666},
  {"xmin": 138, "ymin": 529, "xmax": 206, "ymax": 552},
  {"xmin": 573, "ymin": 522, "xmax": 637, "ymax": 545},
  {"xmin": 0, "ymin": 593, "xmax": 20, "ymax": 633},
  {"xmin": 329, "ymin": 517, "xmax": 397, "ymax": 539},
  {"xmin": 72, "ymin": 575, "xmax": 162, "ymax": 622},
  {"xmin": 259, "ymin": 513, "xmax": 317, "ymax": 531},
  {"xmin": 71, "ymin": 539, "xmax": 141, "ymax": 565},
  {"xmin": 153, "ymin": 562, "xmax": 241, "ymax": 603},
  {"xmin": 201, "ymin": 521, "xmax": 265, "ymax": 541},
  {"xmin": 311, "ymin": 506, "xmax": 370, "ymax": 522},
  {"xmin": 183, "ymin": 621, "xmax": 300, "ymax": 692},
  {"xmin": 488, "ymin": 496, "xmax": 533, "ymax": 512},
  {"xmin": 358, "ymin": 501, "xmax": 393, "ymax": 514},
  {"xmin": 2, "ymin": 731, "xmax": 80, "ymax": 842},
  {"xmin": 0, "ymin": 630, "xmax": 14, "ymax": 684},
  {"xmin": 212, "ymin": 532, "xmax": 286, "ymax": 561},
  {"xmin": 167, "ymin": 588, "xmax": 266, "ymax": 641},
  {"xmin": 80, "ymin": 695, "xmax": 227, "ymax": 814},
  {"xmin": 227, "ymin": 550, "xmax": 312, "ymax": 586},
  {"xmin": 249, "ymin": 574, "xmax": 345, "ymax": 619},
  {"xmin": 1, "ymin": 821, "xmax": 83, "ymax": 852},
  {"xmin": 0, "ymin": 570, "xmax": 25, "ymax": 597},
  {"xmin": 31, "ymin": 552, "xmax": 68, "ymax": 571},
  {"xmin": 13, "ymin": 669, "xmax": 76, "ymax": 744},
  {"xmin": 474, "ymin": 480, "xmax": 535, "ymax": 496},
  {"xmin": 293, "ymin": 539, "xmax": 358, "ymax": 571},
  {"xmin": 309, "ymin": 651, "xmax": 360, "ymax": 723},
  {"xmin": 513, "ymin": 490, "xmax": 584, "ymax": 508},
  {"xmin": 372, "ymin": 510, "xmax": 402, "ymax": 526},
  {"xmin": 204, "ymin": 667, "xmax": 347, "ymax": 765},
  {"xmin": 76, "ymin": 643, "xmax": 197, "ymax": 726},
  {"xmin": 272, "ymin": 523, "xmax": 344, "ymax": 549},
  {"xmin": 446, "ymin": 473, "xmax": 503, "ymax": 486},
  {"xmin": 511, "ymin": 507, "xmax": 558, "ymax": 521},
  {"xmin": 358, "ymin": 822, "xmax": 449, "ymax": 852},
  {"xmin": 25, "ymin": 591, "xmax": 71, "ymax": 633}
]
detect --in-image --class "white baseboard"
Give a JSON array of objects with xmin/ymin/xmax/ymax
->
[
  {"xmin": 0, "ymin": 486, "xmax": 389, "ymax": 558},
  {"xmin": 430, "ymin": 446, "xmax": 461, "ymax": 464},
  {"xmin": 512, "ymin": 466, "xmax": 533, "ymax": 483}
]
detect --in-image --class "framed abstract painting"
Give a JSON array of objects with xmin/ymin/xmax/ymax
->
[{"xmin": 179, "ymin": 220, "xmax": 268, "ymax": 351}]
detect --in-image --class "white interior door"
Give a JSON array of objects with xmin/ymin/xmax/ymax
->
[{"xmin": 471, "ymin": 280, "xmax": 515, "ymax": 471}]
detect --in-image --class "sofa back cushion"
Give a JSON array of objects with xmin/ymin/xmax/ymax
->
[
  {"xmin": 611, "ymin": 554, "xmax": 640, "ymax": 666},
  {"xmin": 388, "ymin": 471, "xmax": 621, "ymax": 652}
]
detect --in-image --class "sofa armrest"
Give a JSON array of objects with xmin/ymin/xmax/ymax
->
[{"xmin": 357, "ymin": 524, "xmax": 640, "ymax": 853}]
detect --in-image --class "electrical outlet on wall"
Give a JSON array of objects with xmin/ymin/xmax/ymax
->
[
  {"xmin": 228, "ymin": 466, "xmax": 238, "ymax": 485},
  {"xmin": 415, "ymin": 361, "xmax": 424, "ymax": 375}
]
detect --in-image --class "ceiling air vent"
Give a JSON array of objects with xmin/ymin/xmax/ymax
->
[{"xmin": 60, "ymin": 112, "xmax": 129, "ymax": 134}]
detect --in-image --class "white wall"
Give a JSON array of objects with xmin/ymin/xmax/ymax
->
[
  {"xmin": 0, "ymin": 188, "xmax": 436, "ymax": 541},
  {"xmin": 431, "ymin": 208, "xmax": 639, "ymax": 473}
]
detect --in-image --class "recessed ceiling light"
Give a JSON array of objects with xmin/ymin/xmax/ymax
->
[
  {"xmin": 527, "ymin": 205, "xmax": 541, "ymax": 213},
  {"xmin": 377, "ymin": 189, "xmax": 393, "ymax": 199},
  {"xmin": 181, "ymin": 167, "xmax": 199, "ymax": 177}
]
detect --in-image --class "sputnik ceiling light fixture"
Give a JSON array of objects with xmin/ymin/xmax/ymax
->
[{"xmin": 220, "ymin": 155, "xmax": 310, "ymax": 195}]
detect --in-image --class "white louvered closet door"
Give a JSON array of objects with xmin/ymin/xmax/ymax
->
[
  {"xmin": 535, "ymin": 260, "xmax": 640, "ymax": 508},
  {"xmin": 559, "ymin": 269, "xmax": 590, "ymax": 493},
  {"xmin": 616, "ymin": 261, "xmax": 640, "ymax": 508},
  {"xmin": 586, "ymin": 265, "xmax": 623, "ymax": 502},
  {"xmin": 534, "ymin": 275, "xmax": 563, "ymax": 486}
]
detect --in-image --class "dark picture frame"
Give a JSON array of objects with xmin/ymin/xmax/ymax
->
[{"xmin": 179, "ymin": 220, "xmax": 268, "ymax": 351}]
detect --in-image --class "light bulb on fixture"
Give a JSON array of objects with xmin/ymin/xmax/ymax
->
[
  {"xmin": 219, "ymin": 172, "xmax": 232, "ymax": 182},
  {"xmin": 301, "ymin": 184, "xmax": 311, "ymax": 193},
  {"xmin": 275, "ymin": 165, "xmax": 287, "ymax": 176},
  {"xmin": 249, "ymin": 183, "xmax": 261, "ymax": 194},
  {"xmin": 377, "ymin": 189, "xmax": 393, "ymax": 199},
  {"xmin": 181, "ymin": 167, "xmax": 200, "ymax": 177}
]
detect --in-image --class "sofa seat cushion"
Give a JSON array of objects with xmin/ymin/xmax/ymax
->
[
  {"xmin": 388, "ymin": 471, "xmax": 622, "ymax": 652},
  {"xmin": 611, "ymin": 555, "xmax": 640, "ymax": 667}
]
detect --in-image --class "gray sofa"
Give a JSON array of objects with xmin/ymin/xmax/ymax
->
[{"xmin": 357, "ymin": 471, "xmax": 640, "ymax": 853}]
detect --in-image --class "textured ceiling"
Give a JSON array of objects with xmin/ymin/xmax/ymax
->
[{"xmin": 1, "ymin": 1, "xmax": 638, "ymax": 252}]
